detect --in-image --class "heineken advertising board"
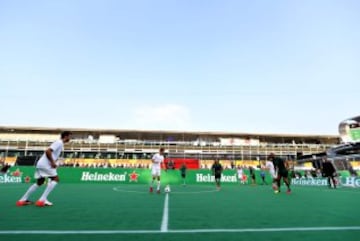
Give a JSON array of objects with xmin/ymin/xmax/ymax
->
[
  {"xmin": 1, "ymin": 167, "xmax": 260, "ymax": 185},
  {"xmin": 291, "ymin": 176, "xmax": 360, "ymax": 188},
  {"xmin": 2, "ymin": 167, "xmax": 360, "ymax": 188},
  {"xmin": 0, "ymin": 168, "xmax": 29, "ymax": 184}
]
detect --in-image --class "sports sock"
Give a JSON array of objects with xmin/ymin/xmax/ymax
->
[
  {"xmin": 39, "ymin": 180, "xmax": 57, "ymax": 202},
  {"xmin": 20, "ymin": 184, "xmax": 39, "ymax": 201},
  {"xmin": 157, "ymin": 181, "xmax": 160, "ymax": 190},
  {"xmin": 277, "ymin": 179, "xmax": 281, "ymax": 190},
  {"xmin": 272, "ymin": 182, "xmax": 278, "ymax": 190},
  {"xmin": 328, "ymin": 177, "xmax": 332, "ymax": 187},
  {"xmin": 332, "ymin": 177, "xmax": 336, "ymax": 188},
  {"xmin": 285, "ymin": 180, "xmax": 291, "ymax": 190}
]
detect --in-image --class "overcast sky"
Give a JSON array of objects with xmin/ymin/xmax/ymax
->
[{"xmin": 0, "ymin": 0, "xmax": 359, "ymax": 135}]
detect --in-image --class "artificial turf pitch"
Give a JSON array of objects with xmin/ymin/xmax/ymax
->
[{"xmin": 1, "ymin": 183, "xmax": 360, "ymax": 241}]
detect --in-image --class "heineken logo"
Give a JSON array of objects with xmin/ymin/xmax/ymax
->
[
  {"xmin": 11, "ymin": 169, "xmax": 23, "ymax": 177},
  {"xmin": 81, "ymin": 172, "xmax": 126, "ymax": 182},
  {"xmin": 0, "ymin": 168, "xmax": 23, "ymax": 183},
  {"xmin": 291, "ymin": 178, "xmax": 328, "ymax": 186},
  {"xmin": 0, "ymin": 174, "xmax": 22, "ymax": 183},
  {"xmin": 341, "ymin": 177, "xmax": 360, "ymax": 188},
  {"xmin": 291, "ymin": 177, "xmax": 360, "ymax": 188},
  {"xmin": 196, "ymin": 173, "xmax": 237, "ymax": 183},
  {"xmin": 25, "ymin": 176, "xmax": 31, "ymax": 183},
  {"xmin": 129, "ymin": 171, "xmax": 139, "ymax": 182}
]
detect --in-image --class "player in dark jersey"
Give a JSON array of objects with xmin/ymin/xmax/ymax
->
[
  {"xmin": 268, "ymin": 153, "xmax": 291, "ymax": 194},
  {"xmin": 212, "ymin": 159, "xmax": 223, "ymax": 190},
  {"xmin": 322, "ymin": 158, "xmax": 337, "ymax": 189},
  {"xmin": 249, "ymin": 166, "xmax": 256, "ymax": 185},
  {"xmin": 180, "ymin": 162, "xmax": 187, "ymax": 186}
]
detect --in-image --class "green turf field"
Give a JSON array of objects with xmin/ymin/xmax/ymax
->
[{"xmin": 1, "ymin": 183, "xmax": 360, "ymax": 241}]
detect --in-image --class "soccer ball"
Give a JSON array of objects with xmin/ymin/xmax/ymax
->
[{"xmin": 164, "ymin": 185, "xmax": 171, "ymax": 193}]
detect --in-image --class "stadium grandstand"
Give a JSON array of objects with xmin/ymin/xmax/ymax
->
[{"xmin": 0, "ymin": 125, "xmax": 346, "ymax": 171}]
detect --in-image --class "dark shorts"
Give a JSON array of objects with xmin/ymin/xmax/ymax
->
[
  {"xmin": 325, "ymin": 173, "xmax": 335, "ymax": 178},
  {"xmin": 215, "ymin": 174, "xmax": 221, "ymax": 180},
  {"xmin": 278, "ymin": 170, "xmax": 288, "ymax": 178},
  {"xmin": 181, "ymin": 173, "xmax": 186, "ymax": 178}
]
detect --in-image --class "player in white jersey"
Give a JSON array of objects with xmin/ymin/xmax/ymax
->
[
  {"xmin": 150, "ymin": 148, "xmax": 165, "ymax": 194},
  {"xmin": 262, "ymin": 158, "xmax": 278, "ymax": 191},
  {"xmin": 16, "ymin": 131, "xmax": 72, "ymax": 207},
  {"xmin": 237, "ymin": 166, "xmax": 245, "ymax": 184},
  {"xmin": 265, "ymin": 160, "xmax": 277, "ymax": 179}
]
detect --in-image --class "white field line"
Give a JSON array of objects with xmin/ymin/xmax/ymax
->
[
  {"xmin": 160, "ymin": 193, "xmax": 169, "ymax": 232},
  {"xmin": 112, "ymin": 186, "xmax": 218, "ymax": 195},
  {"xmin": 1, "ymin": 226, "xmax": 360, "ymax": 234}
]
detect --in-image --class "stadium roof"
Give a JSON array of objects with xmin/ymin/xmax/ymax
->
[{"xmin": 0, "ymin": 125, "xmax": 339, "ymax": 144}]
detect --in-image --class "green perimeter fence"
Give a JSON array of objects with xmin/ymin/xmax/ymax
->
[{"xmin": 1, "ymin": 167, "xmax": 360, "ymax": 188}]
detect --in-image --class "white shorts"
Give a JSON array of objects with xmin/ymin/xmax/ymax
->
[
  {"xmin": 238, "ymin": 174, "xmax": 243, "ymax": 179},
  {"xmin": 34, "ymin": 167, "xmax": 58, "ymax": 179},
  {"xmin": 270, "ymin": 171, "xmax": 277, "ymax": 179},
  {"xmin": 151, "ymin": 168, "xmax": 161, "ymax": 177}
]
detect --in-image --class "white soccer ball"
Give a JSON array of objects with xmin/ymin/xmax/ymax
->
[{"xmin": 164, "ymin": 185, "xmax": 171, "ymax": 193}]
